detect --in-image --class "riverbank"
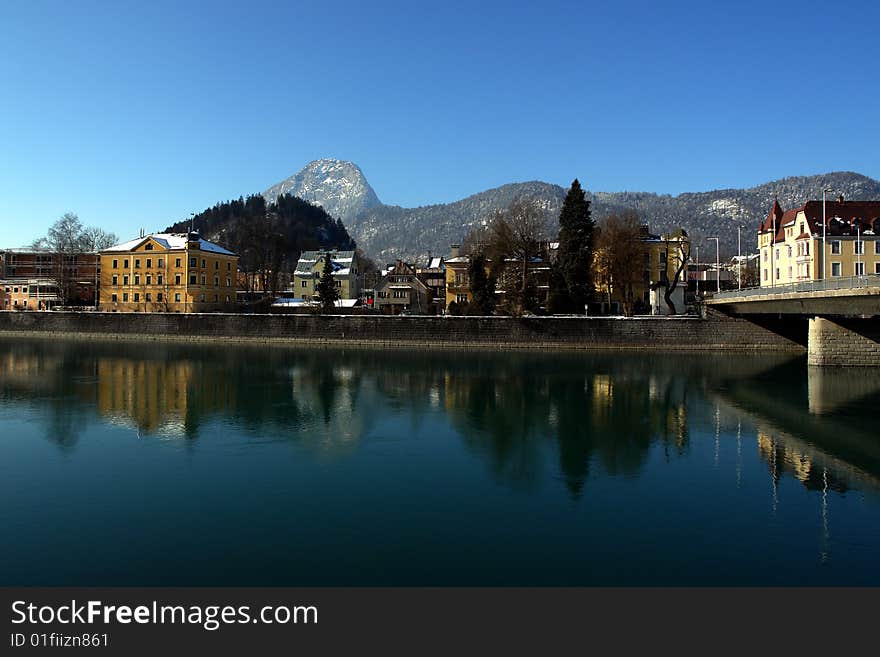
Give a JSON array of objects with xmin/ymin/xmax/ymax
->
[{"xmin": 0, "ymin": 311, "xmax": 804, "ymax": 352}]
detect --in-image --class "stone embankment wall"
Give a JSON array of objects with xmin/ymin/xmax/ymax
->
[
  {"xmin": 808, "ymin": 317, "xmax": 880, "ymax": 367},
  {"xmin": 0, "ymin": 311, "xmax": 805, "ymax": 353}
]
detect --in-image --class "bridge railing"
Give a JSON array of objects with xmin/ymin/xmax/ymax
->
[{"xmin": 708, "ymin": 273, "xmax": 880, "ymax": 300}]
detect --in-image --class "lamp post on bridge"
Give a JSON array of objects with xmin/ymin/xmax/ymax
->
[
  {"xmin": 822, "ymin": 188, "xmax": 834, "ymax": 281},
  {"xmin": 707, "ymin": 237, "xmax": 720, "ymax": 294}
]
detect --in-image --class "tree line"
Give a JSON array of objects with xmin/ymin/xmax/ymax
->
[{"xmin": 448, "ymin": 179, "xmax": 694, "ymax": 317}]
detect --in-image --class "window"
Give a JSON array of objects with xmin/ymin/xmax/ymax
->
[
  {"xmin": 854, "ymin": 241, "xmax": 864, "ymax": 255},
  {"xmin": 157, "ymin": 275, "xmax": 163, "ymax": 285},
  {"xmin": 145, "ymin": 293, "xmax": 151, "ymax": 302},
  {"xmin": 214, "ymin": 276, "xmax": 219, "ymax": 287},
  {"xmin": 175, "ymin": 274, "xmax": 181, "ymax": 285},
  {"xmin": 190, "ymin": 257, "xmax": 197, "ymax": 267},
  {"xmin": 787, "ymin": 266, "xmax": 792, "ymax": 278},
  {"xmin": 775, "ymin": 248, "xmax": 779, "ymax": 260},
  {"xmin": 112, "ymin": 259, "xmax": 118, "ymax": 269},
  {"xmin": 214, "ymin": 261, "xmax": 219, "ymax": 270},
  {"xmin": 158, "ymin": 258, "xmax": 164, "ymax": 268},
  {"xmin": 876, "ymin": 263, "xmax": 880, "ymax": 275},
  {"xmin": 189, "ymin": 274, "xmax": 197, "ymax": 285},
  {"xmin": 146, "ymin": 258, "xmax": 152, "ymax": 268},
  {"xmin": 831, "ymin": 262, "xmax": 841, "ymax": 277},
  {"xmin": 133, "ymin": 293, "xmax": 139, "ymax": 302},
  {"xmin": 456, "ymin": 294, "xmax": 468, "ymax": 303},
  {"xmin": 787, "ymin": 246, "xmax": 792, "ymax": 258},
  {"xmin": 111, "ymin": 293, "xmax": 117, "ymax": 302},
  {"xmin": 112, "ymin": 275, "xmax": 118, "ymax": 285},
  {"xmin": 831, "ymin": 241, "xmax": 841, "ymax": 254},
  {"xmin": 226, "ymin": 277, "xmax": 231, "ymax": 287},
  {"xmin": 301, "ymin": 280, "xmax": 308, "ymax": 288},
  {"xmin": 200, "ymin": 293, "xmax": 205, "ymax": 302},
  {"xmin": 775, "ymin": 268, "xmax": 780, "ymax": 280},
  {"xmin": 134, "ymin": 275, "xmax": 140, "ymax": 285},
  {"xmin": 875, "ymin": 242, "xmax": 880, "ymax": 255},
  {"xmin": 123, "ymin": 259, "xmax": 129, "ymax": 268},
  {"xmin": 805, "ymin": 242, "xmax": 809, "ymax": 255},
  {"xmin": 201, "ymin": 274, "xmax": 206, "ymax": 285},
  {"xmin": 135, "ymin": 259, "xmax": 140, "ymax": 268},
  {"xmin": 123, "ymin": 275, "xmax": 129, "ymax": 285},
  {"xmin": 800, "ymin": 222, "xmax": 805, "ymax": 234},
  {"xmin": 213, "ymin": 294, "xmax": 218, "ymax": 302},
  {"xmin": 175, "ymin": 293, "xmax": 181, "ymax": 302},
  {"xmin": 855, "ymin": 262, "xmax": 865, "ymax": 276},
  {"xmin": 157, "ymin": 293, "xmax": 163, "ymax": 302},
  {"xmin": 201, "ymin": 258, "xmax": 206, "ymax": 268},
  {"xmin": 225, "ymin": 295, "xmax": 230, "ymax": 302},
  {"xmin": 146, "ymin": 275, "xmax": 151, "ymax": 285},
  {"xmin": 123, "ymin": 293, "xmax": 129, "ymax": 302},
  {"xmin": 176, "ymin": 258, "xmax": 182, "ymax": 268},
  {"xmin": 145, "ymin": 243, "xmax": 153, "ymax": 250},
  {"xmin": 227, "ymin": 262, "xmax": 231, "ymax": 271}
]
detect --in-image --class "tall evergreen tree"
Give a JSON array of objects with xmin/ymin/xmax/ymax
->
[
  {"xmin": 554, "ymin": 179, "xmax": 595, "ymax": 313},
  {"xmin": 315, "ymin": 253, "xmax": 340, "ymax": 312},
  {"xmin": 467, "ymin": 253, "xmax": 496, "ymax": 315}
]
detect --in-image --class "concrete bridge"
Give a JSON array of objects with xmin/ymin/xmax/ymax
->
[{"xmin": 707, "ymin": 274, "xmax": 880, "ymax": 366}]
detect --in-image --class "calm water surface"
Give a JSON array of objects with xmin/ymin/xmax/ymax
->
[{"xmin": 1, "ymin": 338, "xmax": 879, "ymax": 585}]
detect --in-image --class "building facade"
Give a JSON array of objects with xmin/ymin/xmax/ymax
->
[
  {"xmin": 1, "ymin": 249, "xmax": 99, "ymax": 308},
  {"xmin": 99, "ymin": 232, "xmax": 238, "ymax": 312},
  {"xmin": 375, "ymin": 260, "xmax": 431, "ymax": 314},
  {"xmin": 292, "ymin": 250, "xmax": 360, "ymax": 302},
  {"xmin": 759, "ymin": 198, "xmax": 880, "ymax": 287}
]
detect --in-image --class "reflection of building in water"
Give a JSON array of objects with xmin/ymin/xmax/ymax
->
[
  {"xmin": 756, "ymin": 431, "xmax": 850, "ymax": 493},
  {"xmin": 96, "ymin": 358, "xmax": 234, "ymax": 436}
]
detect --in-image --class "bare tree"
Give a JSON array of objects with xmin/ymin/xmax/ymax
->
[
  {"xmin": 487, "ymin": 197, "xmax": 549, "ymax": 315},
  {"xmin": 651, "ymin": 229, "xmax": 691, "ymax": 315},
  {"xmin": 80, "ymin": 227, "xmax": 119, "ymax": 252},
  {"xmin": 594, "ymin": 212, "xmax": 647, "ymax": 316}
]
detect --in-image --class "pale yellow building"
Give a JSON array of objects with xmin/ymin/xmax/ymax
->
[
  {"xmin": 759, "ymin": 199, "xmax": 880, "ymax": 287},
  {"xmin": 99, "ymin": 232, "xmax": 238, "ymax": 312},
  {"xmin": 293, "ymin": 250, "xmax": 361, "ymax": 301}
]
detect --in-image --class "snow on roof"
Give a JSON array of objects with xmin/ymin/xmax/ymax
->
[
  {"xmin": 272, "ymin": 298, "xmax": 359, "ymax": 308},
  {"xmin": 102, "ymin": 233, "xmax": 235, "ymax": 256}
]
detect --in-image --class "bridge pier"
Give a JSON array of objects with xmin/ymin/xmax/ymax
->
[{"xmin": 808, "ymin": 317, "xmax": 880, "ymax": 367}]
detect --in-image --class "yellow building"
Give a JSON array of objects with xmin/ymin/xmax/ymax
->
[
  {"xmin": 593, "ymin": 226, "xmax": 689, "ymax": 314},
  {"xmin": 99, "ymin": 232, "xmax": 238, "ymax": 312},
  {"xmin": 759, "ymin": 198, "xmax": 880, "ymax": 287},
  {"xmin": 444, "ymin": 246, "xmax": 471, "ymax": 308}
]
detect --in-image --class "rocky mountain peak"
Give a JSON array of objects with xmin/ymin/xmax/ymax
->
[{"xmin": 262, "ymin": 158, "xmax": 382, "ymax": 224}]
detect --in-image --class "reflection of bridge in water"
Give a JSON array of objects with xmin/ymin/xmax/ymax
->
[{"xmin": 709, "ymin": 358, "xmax": 880, "ymax": 497}]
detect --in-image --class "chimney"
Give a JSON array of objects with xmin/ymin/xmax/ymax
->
[
  {"xmin": 837, "ymin": 194, "xmax": 845, "ymax": 203},
  {"xmin": 450, "ymin": 244, "xmax": 460, "ymax": 259}
]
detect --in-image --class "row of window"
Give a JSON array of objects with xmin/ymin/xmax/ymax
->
[
  {"xmin": 300, "ymin": 280, "xmax": 342, "ymax": 287},
  {"xmin": 764, "ymin": 240, "xmax": 880, "ymax": 261},
  {"xmin": 110, "ymin": 257, "xmax": 232, "ymax": 271},
  {"xmin": 110, "ymin": 274, "xmax": 233, "ymax": 287},
  {"xmin": 763, "ymin": 261, "xmax": 880, "ymax": 280},
  {"xmin": 110, "ymin": 292, "xmax": 232, "ymax": 304}
]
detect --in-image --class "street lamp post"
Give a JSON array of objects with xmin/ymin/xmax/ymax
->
[
  {"xmin": 737, "ymin": 225, "xmax": 742, "ymax": 290},
  {"xmin": 822, "ymin": 188, "xmax": 833, "ymax": 281},
  {"xmin": 695, "ymin": 245, "xmax": 700, "ymax": 297},
  {"xmin": 707, "ymin": 237, "xmax": 720, "ymax": 293}
]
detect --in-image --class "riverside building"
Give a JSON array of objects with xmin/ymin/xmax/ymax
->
[
  {"xmin": 759, "ymin": 197, "xmax": 880, "ymax": 287},
  {"xmin": 98, "ymin": 232, "xmax": 238, "ymax": 312}
]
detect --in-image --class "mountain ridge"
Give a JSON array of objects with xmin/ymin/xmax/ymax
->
[{"xmin": 261, "ymin": 160, "xmax": 880, "ymax": 263}]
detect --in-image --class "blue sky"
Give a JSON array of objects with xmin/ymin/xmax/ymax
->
[{"xmin": 1, "ymin": 0, "xmax": 877, "ymax": 246}]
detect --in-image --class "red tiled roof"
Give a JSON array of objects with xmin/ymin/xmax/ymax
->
[{"xmin": 760, "ymin": 199, "xmax": 880, "ymax": 242}]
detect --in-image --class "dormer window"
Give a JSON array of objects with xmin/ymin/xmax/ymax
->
[{"xmin": 145, "ymin": 243, "xmax": 153, "ymax": 251}]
